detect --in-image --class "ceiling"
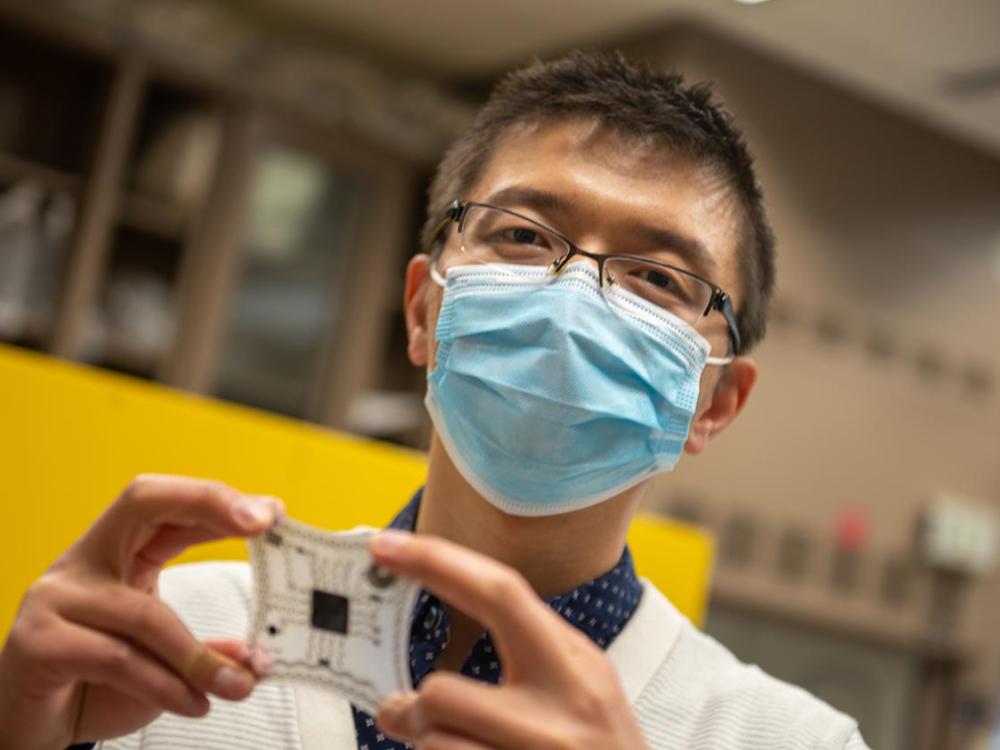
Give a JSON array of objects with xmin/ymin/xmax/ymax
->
[{"xmin": 231, "ymin": 0, "xmax": 1000, "ymax": 158}]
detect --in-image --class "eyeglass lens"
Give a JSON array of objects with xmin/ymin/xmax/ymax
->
[{"xmin": 459, "ymin": 205, "xmax": 715, "ymax": 325}]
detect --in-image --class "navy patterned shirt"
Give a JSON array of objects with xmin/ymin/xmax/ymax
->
[{"xmin": 352, "ymin": 489, "xmax": 644, "ymax": 750}]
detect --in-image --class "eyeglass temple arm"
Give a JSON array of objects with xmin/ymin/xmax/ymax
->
[
  {"xmin": 715, "ymin": 292, "xmax": 741, "ymax": 356},
  {"xmin": 425, "ymin": 200, "xmax": 466, "ymax": 253}
]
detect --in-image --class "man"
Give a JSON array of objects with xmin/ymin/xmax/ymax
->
[{"xmin": 0, "ymin": 52, "xmax": 869, "ymax": 749}]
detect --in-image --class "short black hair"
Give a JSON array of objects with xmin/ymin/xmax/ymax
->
[{"xmin": 422, "ymin": 50, "xmax": 775, "ymax": 354}]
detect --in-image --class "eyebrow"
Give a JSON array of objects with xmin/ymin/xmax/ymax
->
[
  {"xmin": 481, "ymin": 185, "xmax": 717, "ymax": 277},
  {"xmin": 484, "ymin": 185, "xmax": 573, "ymax": 215}
]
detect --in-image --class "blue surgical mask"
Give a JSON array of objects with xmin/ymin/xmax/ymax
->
[{"xmin": 426, "ymin": 261, "xmax": 711, "ymax": 516}]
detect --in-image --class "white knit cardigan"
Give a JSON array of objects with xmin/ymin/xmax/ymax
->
[{"xmin": 101, "ymin": 560, "xmax": 869, "ymax": 750}]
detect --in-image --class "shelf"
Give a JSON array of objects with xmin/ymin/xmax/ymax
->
[
  {"xmin": 0, "ymin": 150, "xmax": 81, "ymax": 193},
  {"xmin": 117, "ymin": 192, "xmax": 190, "ymax": 239},
  {"xmin": 0, "ymin": 152, "xmax": 190, "ymax": 239}
]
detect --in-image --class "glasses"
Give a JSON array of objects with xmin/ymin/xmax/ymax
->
[{"xmin": 429, "ymin": 200, "xmax": 741, "ymax": 360}]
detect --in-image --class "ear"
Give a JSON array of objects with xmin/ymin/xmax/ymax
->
[
  {"xmin": 404, "ymin": 254, "xmax": 433, "ymax": 367},
  {"xmin": 684, "ymin": 357, "xmax": 758, "ymax": 455}
]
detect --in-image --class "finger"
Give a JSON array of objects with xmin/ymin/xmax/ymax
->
[
  {"xmin": 90, "ymin": 475, "xmax": 283, "ymax": 554},
  {"xmin": 204, "ymin": 638, "xmax": 248, "ymax": 664},
  {"xmin": 376, "ymin": 692, "xmax": 421, "ymax": 739},
  {"xmin": 134, "ymin": 524, "xmax": 244, "ymax": 575},
  {"xmin": 369, "ymin": 531, "xmax": 564, "ymax": 665},
  {"xmin": 56, "ymin": 581, "xmax": 256, "ymax": 700},
  {"xmin": 126, "ymin": 523, "xmax": 269, "ymax": 590},
  {"xmin": 377, "ymin": 674, "xmax": 541, "ymax": 748},
  {"xmin": 44, "ymin": 620, "xmax": 210, "ymax": 718},
  {"xmin": 205, "ymin": 638, "xmax": 274, "ymax": 676},
  {"xmin": 77, "ymin": 475, "xmax": 283, "ymax": 580}
]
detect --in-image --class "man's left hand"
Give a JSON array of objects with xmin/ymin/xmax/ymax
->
[{"xmin": 368, "ymin": 530, "xmax": 648, "ymax": 750}]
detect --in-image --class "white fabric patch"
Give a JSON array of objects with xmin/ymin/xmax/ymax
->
[{"xmin": 248, "ymin": 519, "xmax": 422, "ymax": 715}]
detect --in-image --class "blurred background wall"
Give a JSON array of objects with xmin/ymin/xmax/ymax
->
[{"xmin": 0, "ymin": 1, "xmax": 997, "ymax": 748}]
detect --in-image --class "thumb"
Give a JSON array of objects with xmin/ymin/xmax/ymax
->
[{"xmin": 205, "ymin": 638, "xmax": 273, "ymax": 677}]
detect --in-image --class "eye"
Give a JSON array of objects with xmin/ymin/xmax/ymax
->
[
  {"xmin": 642, "ymin": 269, "xmax": 677, "ymax": 290},
  {"xmin": 637, "ymin": 268, "xmax": 687, "ymax": 298},
  {"xmin": 482, "ymin": 221, "xmax": 559, "ymax": 260},
  {"xmin": 499, "ymin": 225, "xmax": 549, "ymax": 247},
  {"xmin": 627, "ymin": 264, "xmax": 695, "ymax": 306}
]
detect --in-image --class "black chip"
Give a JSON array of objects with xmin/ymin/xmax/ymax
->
[{"xmin": 310, "ymin": 589, "xmax": 349, "ymax": 633}]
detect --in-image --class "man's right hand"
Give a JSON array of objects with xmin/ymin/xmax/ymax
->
[{"xmin": 0, "ymin": 475, "xmax": 282, "ymax": 750}]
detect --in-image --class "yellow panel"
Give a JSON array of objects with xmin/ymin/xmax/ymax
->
[
  {"xmin": 0, "ymin": 343, "xmax": 713, "ymax": 635},
  {"xmin": 628, "ymin": 513, "xmax": 715, "ymax": 626}
]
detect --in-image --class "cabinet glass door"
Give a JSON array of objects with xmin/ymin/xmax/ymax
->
[{"xmin": 214, "ymin": 143, "xmax": 367, "ymax": 418}]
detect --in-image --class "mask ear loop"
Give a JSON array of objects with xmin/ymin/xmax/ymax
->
[
  {"xmin": 429, "ymin": 263, "xmax": 447, "ymax": 288},
  {"xmin": 704, "ymin": 295, "xmax": 736, "ymax": 366},
  {"xmin": 705, "ymin": 353, "xmax": 734, "ymax": 366}
]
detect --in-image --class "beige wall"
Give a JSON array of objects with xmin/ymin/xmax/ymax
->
[{"xmin": 628, "ymin": 22, "xmax": 1000, "ymax": 745}]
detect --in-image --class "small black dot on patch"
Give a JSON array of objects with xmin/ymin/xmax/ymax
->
[
  {"xmin": 267, "ymin": 625, "xmax": 279, "ymax": 636},
  {"xmin": 318, "ymin": 658, "xmax": 330, "ymax": 667},
  {"xmin": 265, "ymin": 530, "xmax": 283, "ymax": 546},
  {"xmin": 366, "ymin": 563, "xmax": 395, "ymax": 589}
]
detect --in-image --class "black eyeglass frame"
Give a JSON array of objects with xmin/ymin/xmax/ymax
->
[{"xmin": 428, "ymin": 199, "xmax": 742, "ymax": 357}]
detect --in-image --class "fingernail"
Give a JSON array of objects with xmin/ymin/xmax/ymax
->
[
  {"xmin": 260, "ymin": 495, "xmax": 287, "ymax": 520},
  {"xmin": 233, "ymin": 498, "xmax": 275, "ymax": 529},
  {"xmin": 371, "ymin": 530, "xmax": 410, "ymax": 555},
  {"xmin": 377, "ymin": 692, "xmax": 411, "ymax": 725},
  {"xmin": 213, "ymin": 665, "xmax": 255, "ymax": 697},
  {"xmin": 189, "ymin": 692, "xmax": 211, "ymax": 715},
  {"xmin": 248, "ymin": 645, "xmax": 274, "ymax": 676}
]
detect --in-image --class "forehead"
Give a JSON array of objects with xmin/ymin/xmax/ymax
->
[{"xmin": 466, "ymin": 119, "xmax": 745, "ymax": 301}]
